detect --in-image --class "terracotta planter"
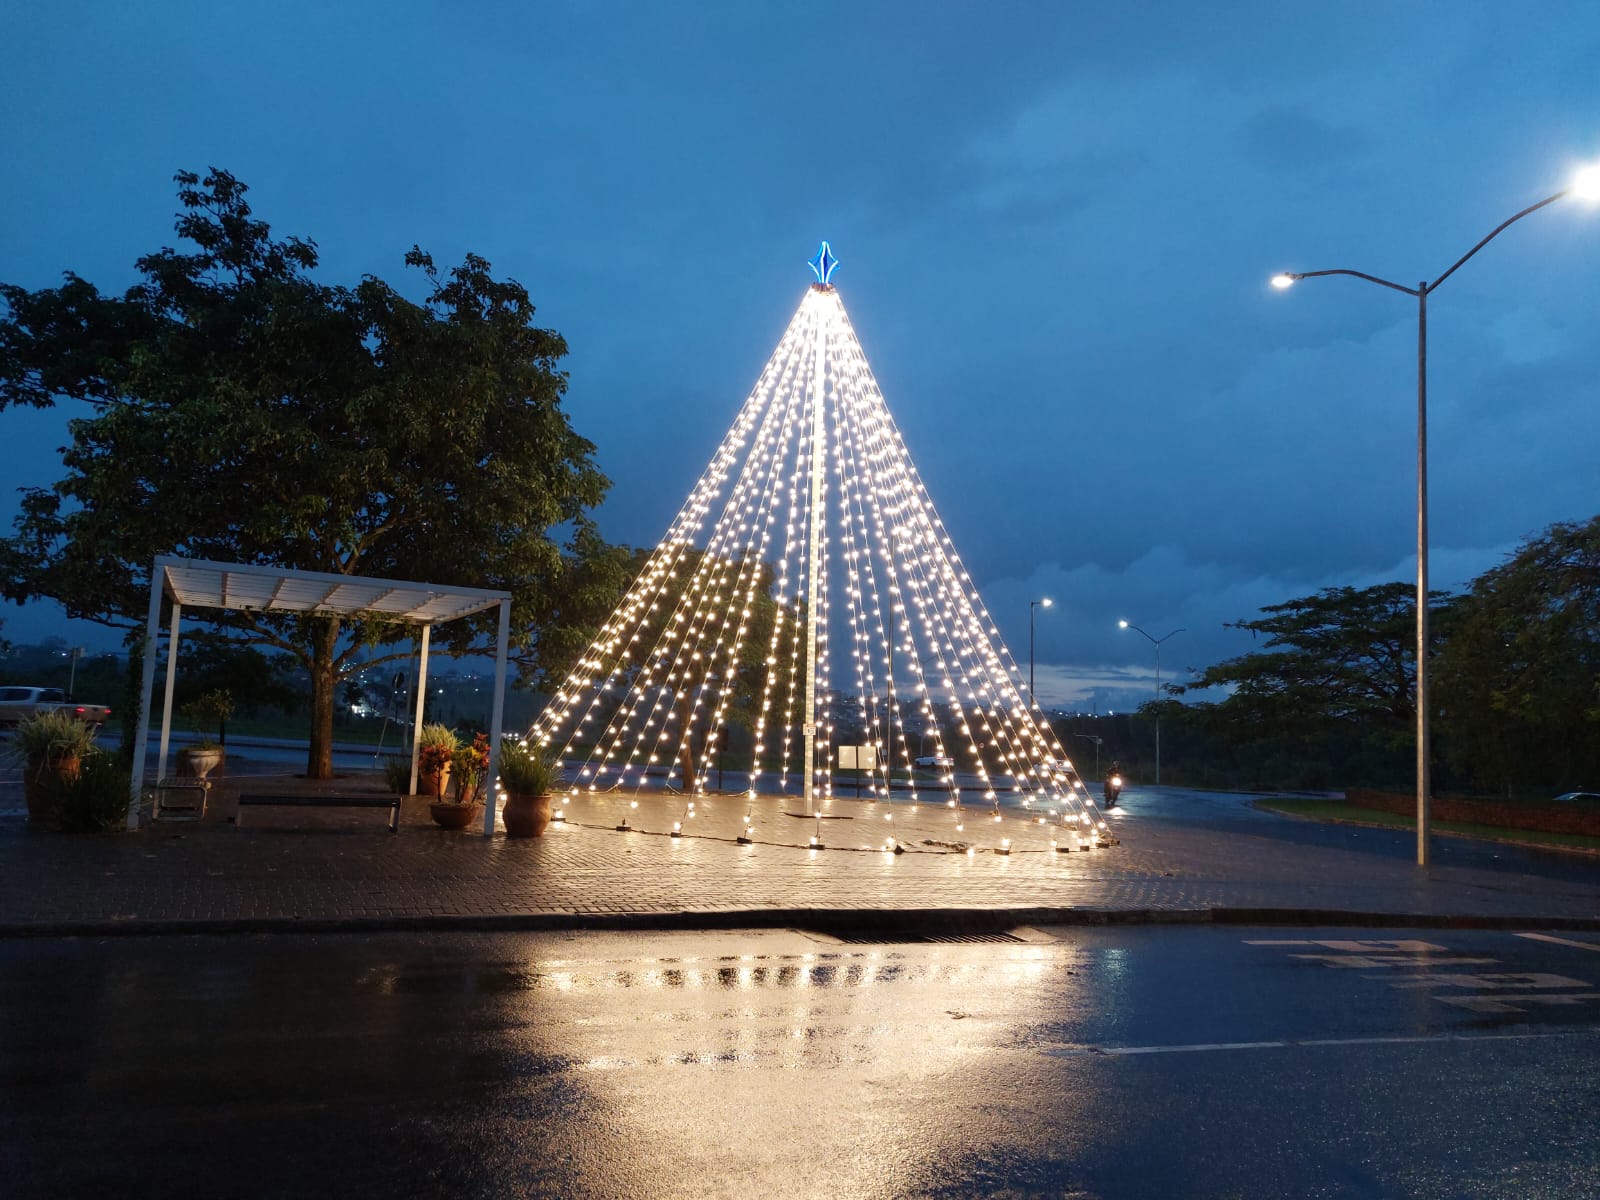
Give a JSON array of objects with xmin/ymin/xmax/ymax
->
[
  {"xmin": 429, "ymin": 800, "xmax": 481, "ymax": 830},
  {"xmin": 24, "ymin": 753, "xmax": 80, "ymax": 828},
  {"xmin": 502, "ymin": 792, "xmax": 553, "ymax": 838},
  {"xmin": 419, "ymin": 763, "xmax": 452, "ymax": 800}
]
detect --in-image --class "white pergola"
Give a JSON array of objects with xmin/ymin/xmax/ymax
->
[{"xmin": 128, "ymin": 555, "xmax": 514, "ymax": 837}]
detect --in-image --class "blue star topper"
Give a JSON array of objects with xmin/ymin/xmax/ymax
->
[{"xmin": 808, "ymin": 241, "xmax": 840, "ymax": 286}]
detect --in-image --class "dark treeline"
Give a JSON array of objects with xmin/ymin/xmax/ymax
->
[{"xmin": 1143, "ymin": 515, "xmax": 1600, "ymax": 799}]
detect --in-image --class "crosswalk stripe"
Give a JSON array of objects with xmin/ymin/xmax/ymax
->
[
  {"xmin": 1042, "ymin": 1028, "xmax": 1599, "ymax": 1058},
  {"xmin": 1516, "ymin": 932, "xmax": 1600, "ymax": 952}
]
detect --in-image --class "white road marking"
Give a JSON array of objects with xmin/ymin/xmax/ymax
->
[
  {"xmin": 1244, "ymin": 939, "xmax": 1448, "ymax": 952},
  {"xmin": 1436, "ymin": 993, "xmax": 1600, "ymax": 1014},
  {"xmin": 1043, "ymin": 1028, "xmax": 1599, "ymax": 1058},
  {"xmin": 1291, "ymin": 953, "xmax": 1497, "ymax": 968},
  {"xmin": 1376, "ymin": 972, "xmax": 1590, "ymax": 991},
  {"xmin": 1516, "ymin": 931, "xmax": 1600, "ymax": 952}
]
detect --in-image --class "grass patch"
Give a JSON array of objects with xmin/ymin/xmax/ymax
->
[
  {"xmin": 188, "ymin": 713, "xmax": 404, "ymax": 747},
  {"xmin": 1257, "ymin": 798, "xmax": 1600, "ymax": 854}
]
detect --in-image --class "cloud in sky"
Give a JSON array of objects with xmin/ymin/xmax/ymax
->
[{"xmin": 1, "ymin": 1, "xmax": 1597, "ymax": 700}]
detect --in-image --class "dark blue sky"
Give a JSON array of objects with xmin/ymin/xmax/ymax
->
[{"xmin": 4, "ymin": 1, "xmax": 1599, "ymax": 709}]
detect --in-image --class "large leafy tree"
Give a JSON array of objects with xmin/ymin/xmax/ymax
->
[
  {"xmin": 0, "ymin": 169, "xmax": 626, "ymax": 776},
  {"xmin": 1171, "ymin": 582, "xmax": 1451, "ymax": 748},
  {"xmin": 1434, "ymin": 516, "xmax": 1600, "ymax": 794}
]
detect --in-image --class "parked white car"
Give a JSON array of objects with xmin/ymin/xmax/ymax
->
[{"xmin": 0, "ymin": 685, "xmax": 112, "ymax": 730}]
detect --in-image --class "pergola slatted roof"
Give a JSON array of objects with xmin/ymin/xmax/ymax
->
[{"xmin": 158, "ymin": 557, "xmax": 510, "ymax": 625}]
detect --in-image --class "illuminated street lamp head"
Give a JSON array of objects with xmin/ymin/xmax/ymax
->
[
  {"xmin": 1270, "ymin": 273, "xmax": 1297, "ymax": 289},
  {"xmin": 1118, "ymin": 619, "xmax": 1129, "ymax": 629},
  {"xmin": 809, "ymin": 241, "xmax": 840, "ymax": 287},
  {"xmin": 1573, "ymin": 164, "xmax": 1600, "ymax": 201},
  {"xmin": 1041, "ymin": 597, "xmax": 1053, "ymax": 608}
]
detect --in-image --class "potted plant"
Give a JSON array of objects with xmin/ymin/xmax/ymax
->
[
  {"xmin": 14, "ymin": 709, "xmax": 95, "ymax": 827},
  {"xmin": 416, "ymin": 723, "xmax": 459, "ymax": 802},
  {"xmin": 498, "ymin": 738, "xmax": 559, "ymax": 837},
  {"xmin": 429, "ymin": 729, "xmax": 488, "ymax": 830},
  {"xmin": 179, "ymin": 690, "xmax": 234, "ymax": 777}
]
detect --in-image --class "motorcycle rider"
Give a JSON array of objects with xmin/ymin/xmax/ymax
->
[{"xmin": 1104, "ymin": 761, "xmax": 1124, "ymax": 806}]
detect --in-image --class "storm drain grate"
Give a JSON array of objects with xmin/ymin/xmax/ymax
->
[{"xmin": 829, "ymin": 931, "xmax": 1026, "ymax": 945}]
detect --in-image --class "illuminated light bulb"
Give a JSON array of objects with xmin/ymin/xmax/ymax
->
[{"xmin": 1575, "ymin": 163, "xmax": 1600, "ymax": 200}]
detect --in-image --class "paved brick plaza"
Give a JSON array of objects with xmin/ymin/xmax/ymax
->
[{"xmin": 1, "ymin": 769, "xmax": 1596, "ymax": 935}]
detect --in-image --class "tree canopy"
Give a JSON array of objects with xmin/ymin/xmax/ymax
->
[
  {"xmin": 1171, "ymin": 582, "xmax": 1448, "ymax": 748},
  {"xmin": 1162, "ymin": 519, "xmax": 1599, "ymax": 794},
  {"xmin": 0, "ymin": 169, "xmax": 628, "ymax": 775},
  {"xmin": 1434, "ymin": 516, "xmax": 1600, "ymax": 793}
]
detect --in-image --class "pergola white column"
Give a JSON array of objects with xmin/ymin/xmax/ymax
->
[
  {"xmin": 408, "ymin": 624, "xmax": 431, "ymax": 795},
  {"xmin": 481, "ymin": 598, "xmax": 511, "ymax": 837},
  {"xmin": 127, "ymin": 582, "xmax": 164, "ymax": 830}
]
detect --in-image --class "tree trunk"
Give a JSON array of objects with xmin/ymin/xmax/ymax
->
[
  {"xmin": 307, "ymin": 617, "xmax": 340, "ymax": 779},
  {"xmin": 677, "ymin": 686, "xmax": 696, "ymax": 790}
]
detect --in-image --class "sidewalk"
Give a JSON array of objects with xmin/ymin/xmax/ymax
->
[{"xmin": 1, "ymin": 773, "xmax": 1596, "ymax": 937}]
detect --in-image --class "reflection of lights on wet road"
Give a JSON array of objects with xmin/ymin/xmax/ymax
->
[{"xmin": 496, "ymin": 945, "xmax": 1058, "ymax": 1001}]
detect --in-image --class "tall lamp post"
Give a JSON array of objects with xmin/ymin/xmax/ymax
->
[
  {"xmin": 1067, "ymin": 732, "xmax": 1103, "ymax": 780},
  {"xmin": 1271, "ymin": 165, "xmax": 1600, "ymax": 866},
  {"xmin": 1029, "ymin": 598, "xmax": 1053, "ymax": 709},
  {"xmin": 1118, "ymin": 620, "xmax": 1184, "ymax": 785}
]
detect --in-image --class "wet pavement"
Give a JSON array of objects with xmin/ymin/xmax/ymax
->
[
  {"xmin": 4, "ymin": 925, "xmax": 1597, "ymax": 1198},
  {"xmin": 0, "ymin": 771, "xmax": 1595, "ymax": 936}
]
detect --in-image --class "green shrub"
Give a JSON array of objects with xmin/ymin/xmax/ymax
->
[
  {"xmin": 382, "ymin": 756, "xmax": 412, "ymax": 795},
  {"xmin": 57, "ymin": 751, "xmax": 131, "ymax": 833}
]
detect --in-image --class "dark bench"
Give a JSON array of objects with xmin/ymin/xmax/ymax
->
[{"xmin": 235, "ymin": 793, "xmax": 400, "ymax": 832}]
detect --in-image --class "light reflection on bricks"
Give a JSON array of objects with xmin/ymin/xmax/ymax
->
[{"xmin": 1, "ymin": 778, "xmax": 1596, "ymax": 930}]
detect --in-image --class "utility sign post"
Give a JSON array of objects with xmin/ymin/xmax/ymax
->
[{"xmin": 839, "ymin": 744, "xmax": 878, "ymax": 798}]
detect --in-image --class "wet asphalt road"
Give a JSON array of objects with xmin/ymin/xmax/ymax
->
[
  {"xmin": 4, "ymin": 926, "xmax": 1599, "ymax": 1198},
  {"xmin": 1107, "ymin": 782, "xmax": 1600, "ymax": 886}
]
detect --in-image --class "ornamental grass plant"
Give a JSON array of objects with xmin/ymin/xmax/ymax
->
[
  {"xmin": 13, "ymin": 709, "xmax": 96, "ymax": 764},
  {"xmin": 498, "ymin": 738, "xmax": 558, "ymax": 796}
]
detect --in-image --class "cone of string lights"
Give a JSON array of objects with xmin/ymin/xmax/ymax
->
[{"xmin": 530, "ymin": 244, "xmax": 1115, "ymax": 851}]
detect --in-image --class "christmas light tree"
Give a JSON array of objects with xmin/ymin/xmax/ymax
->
[{"xmin": 531, "ymin": 245, "xmax": 1114, "ymax": 848}]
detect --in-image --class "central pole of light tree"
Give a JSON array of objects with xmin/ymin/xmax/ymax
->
[{"xmin": 802, "ymin": 290, "xmax": 828, "ymax": 816}]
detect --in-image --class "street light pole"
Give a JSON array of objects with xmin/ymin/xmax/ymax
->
[
  {"xmin": 1066, "ymin": 732, "xmax": 1102, "ymax": 780},
  {"xmin": 1271, "ymin": 166, "xmax": 1600, "ymax": 866},
  {"xmin": 1118, "ymin": 621, "xmax": 1184, "ymax": 786},
  {"xmin": 1029, "ymin": 598, "xmax": 1053, "ymax": 710}
]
